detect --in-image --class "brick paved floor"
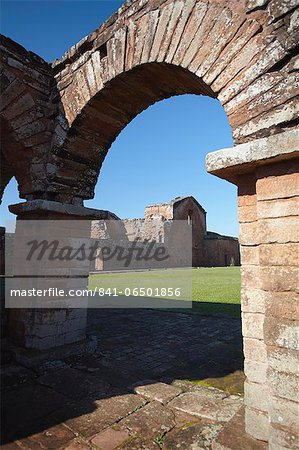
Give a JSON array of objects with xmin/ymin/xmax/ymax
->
[{"xmin": 1, "ymin": 309, "xmax": 247, "ymax": 449}]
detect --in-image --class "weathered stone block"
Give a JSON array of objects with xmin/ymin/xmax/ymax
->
[
  {"xmin": 168, "ymin": 388, "xmax": 242, "ymax": 422},
  {"xmin": 240, "ymin": 246, "xmax": 259, "ymax": 266},
  {"xmin": 239, "ymin": 222, "xmax": 258, "ymax": 246},
  {"xmin": 265, "ymin": 291, "xmax": 299, "ymax": 321},
  {"xmin": 268, "ymin": 368, "xmax": 299, "ymax": 403},
  {"xmin": 245, "ymin": 406, "xmax": 269, "ymax": 442},
  {"xmin": 165, "ymin": 0, "xmax": 197, "ymax": 64},
  {"xmin": 150, "ymin": 2, "xmax": 174, "ymax": 62},
  {"xmin": 213, "ymin": 33, "xmax": 266, "ymax": 94},
  {"xmin": 241, "ymin": 266, "xmax": 262, "ymax": 290},
  {"xmin": 219, "ymin": 40, "xmax": 287, "ymax": 105},
  {"xmin": 244, "ymin": 381, "xmax": 269, "ymax": 413},
  {"xmin": 264, "ymin": 317, "xmax": 299, "ymax": 350},
  {"xmin": 241, "ymin": 288, "xmax": 265, "ymax": 314},
  {"xmin": 238, "ymin": 193, "xmax": 257, "ymax": 208},
  {"xmin": 91, "ymin": 428, "xmax": 130, "ymax": 450},
  {"xmin": 258, "ymin": 217, "xmax": 298, "ymax": 244},
  {"xmin": 244, "ymin": 337, "xmax": 267, "ymax": 362},
  {"xmin": 257, "ymin": 172, "xmax": 299, "ymax": 201},
  {"xmin": 259, "ymin": 266, "xmax": 299, "ymax": 292},
  {"xmin": 259, "ymin": 243, "xmax": 299, "ymax": 266},
  {"xmin": 269, "ymin": 395, "xmax": 299, "ymax": 433},
  {"xmin": 269, "ymin": 423, "xmax": 299, "ymax": 450},
  {"xmin": 268, "ymin": 0, "xmax": 299, "ymax": 23},
  {"xmin": 133, "ymin": 381, "xmax": 182, "ymax": 404},
  {"xmin": 178, "ymin": 2, "xmax": 209, "ymax": 67},
  {"xmin": 118, "ymin": 400, "xmax": 176, "ymax": 438},
  {"xmin": 244, "ymin": 360, "xmax": 268, "ymax": 384},
  {"xmin": 242, "ymin": 312, "xmax": 264, "ymax": 340},
  {"xmin": 257, "ymin": 197, "xmax": 299, "ymax": 219},
  {"xmin": 238, "ymin": 204, "xmax": 257, "ymax": 223},
  {"xmin": 268, "ymin": 347, "xmax": 298, "ymax": 375}
]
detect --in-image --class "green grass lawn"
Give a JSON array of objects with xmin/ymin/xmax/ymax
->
[
  {"xmin": 191, "ymin": 266, "xmax": 241, "ymax": 317},
  {"xmin": 89, "ymin": 267, "xmax": 241, "ymax": 318}
]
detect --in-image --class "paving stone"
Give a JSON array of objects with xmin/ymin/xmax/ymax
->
[
  {"xmin": 132, "ymin": 380, "xmax": 182, "ymax": 404},
  {"xmin": 168, "ymin": 388, "xmax": 242, "ymax": 422},
  {"xmin": 212, "ymin": 406, "xmax": 268, "ymax": 450},
  {"xmin": 118, "ymin": 400, "xmax": 175, "ymax": 439},
  {"xmin": 118, "ymin": 435, "xmax": 159, "ymax": 449},
  {"xmin": 187, "ymin": 385, "xmax": 228, "ymax": 400},
  {"xmin": 172, "ymin": 409, "xmax": 201, "ymax": 429},
  {"xmin": 1, "ymin": 384, "xmax": 68, "ymax": 444},
  {"xmin": 168, "ymin": 379, "xmax": 195, "ymax": 392},
  {"xmin": 63, "ymin": 438, "xmax": 91, "ymax": 450},
  {"xmin": 2, "ymin": 309, "xmax": 245, "ymax": 448},
  {"xmin": 54, "ymin": 394, "xmax": 146, "ymax": 438},
  {"xmin": 91, "ymin": 427, "xmax": 131, "ymax": 450},
  {"xmin": 164, "ymin": 422, "xmax": 223, "ymax": 450},
  {"xmin": 37, "ymin": 367, "xmax": 110, "ymax": 400},
  {"xmin": 21, "ymin": 422, "xmax": 75, "ymax": 449},
  {"xmin": 0, "ymin": 364, "xmax": 36, "ymax": 389},
  {"xmin": 0, "ymin": 442, "xmax": 25, "ymax": 450}
]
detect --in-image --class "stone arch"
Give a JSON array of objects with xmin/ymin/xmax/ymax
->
[
  {"xmin": 48, "ymin": 0, "xmax": 298, "ymax": 203},
  {"xmin": 1, "ymin": 1, "xmax": 298, "ymax": 448},
  {"xmin": 0, "ymin": 35, "xmax": 64, "ymax": 202},
  {"xmin": 53, "ymin": 62, "xmax": 215, "ymax": 200}
]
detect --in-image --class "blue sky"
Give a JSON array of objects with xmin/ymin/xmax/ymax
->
[{"xmin": 0, "ymin": 1, "xmax": 239, "ymax": 236}]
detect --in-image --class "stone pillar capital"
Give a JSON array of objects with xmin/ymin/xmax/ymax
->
[
  {"xmin": 206, "ymin": 129, "xmax": 299, "ymax": 185},
  {"xmin": 9, "ymin": 199, "xmax": 119, "ymax": 220}
]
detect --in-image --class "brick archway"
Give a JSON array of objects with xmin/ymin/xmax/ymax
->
[
  {"xmin": 1, "ymin": 1, "xmax": 298, "ymax": 448},
  {"xmin": 45, "ymin": 0, "xmax": 298, "ymax": 204}
]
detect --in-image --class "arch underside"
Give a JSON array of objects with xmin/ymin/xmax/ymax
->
[
  {"xmin": 53, "ymin": 62, "xmax": 216, "ymax": 200},
  {"xmin": 50, "ymin": 0, "xmax": 298, "ymax": 203}
]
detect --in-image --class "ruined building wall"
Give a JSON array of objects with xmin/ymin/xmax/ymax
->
[
  {"xmin": 173, "ymin": 197, "xmax": 207, "ymax": 266},
  {"xmin": 203, "ymin": 235, "xmax": 240, "ymax": 267},
  {"xmin": 91, "ymin": 197, "xmax": 240, "ymax": 269}
]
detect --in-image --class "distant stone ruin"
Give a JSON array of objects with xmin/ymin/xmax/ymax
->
[{"xmin": 91, "ymin": 196, "xmax": 240, "ymax": 269}]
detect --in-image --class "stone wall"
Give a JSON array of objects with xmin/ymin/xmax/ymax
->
[
  {"xmin": 203, "ymin": 234, "xmax": 240, "ymax": 267},
  {"xmin": 91, "ymin": 196, "xmax": 240, "ymax": 269}
]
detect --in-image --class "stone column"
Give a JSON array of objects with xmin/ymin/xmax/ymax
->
[
  {"xmin": 7, "ymin": 200, "xmax": 114, "ymax": 351},
  {"xmin": 206, "ymin": 129, "xmax": 298, "ymax": 448},
  {"xmin": 256, "ymin": 161, "xmax": 299, "ymax": 449},
  {"xmin": 238, "ymin": 173, "xmax": 270, "ymax": 441}
]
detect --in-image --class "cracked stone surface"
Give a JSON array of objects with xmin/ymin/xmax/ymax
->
[
  {"xmin": 1, "ymin": 309, "xmax": 245, "ymax": 449},
  {"xmin": 164, "ymin": 422, "xmax": 224, "ymax": 450},
  {"xmin": 118, "ymin": 400, "xmax": 176, "ymax": 438},
  {"xmin": 168, "ymin": 389, "xmax": 243, "ymax": 422},
  {"xmin": 132, "ymin": 380, "xmax": 182, "ymax": 404}
]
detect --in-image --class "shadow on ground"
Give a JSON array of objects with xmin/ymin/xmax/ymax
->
[{"xmin": 1, "ymin": 307, "xmax": 244, "ymax": 448}]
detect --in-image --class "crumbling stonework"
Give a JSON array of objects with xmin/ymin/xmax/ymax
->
[
  {"xmin": 91, "ymin": 196, "xmax": 240, "ymax": 268},
  {"xmin": 1, "ymin": 0, "xmax": 298, "ymax": 204},
  {"xmin": 1, "ymin": 1, "xmax": 298, "ymax": 448}
]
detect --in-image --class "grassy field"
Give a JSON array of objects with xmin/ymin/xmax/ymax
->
[{"xmin": 89, "ymin": 267, "xmax": 241, "ymax": 317}]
